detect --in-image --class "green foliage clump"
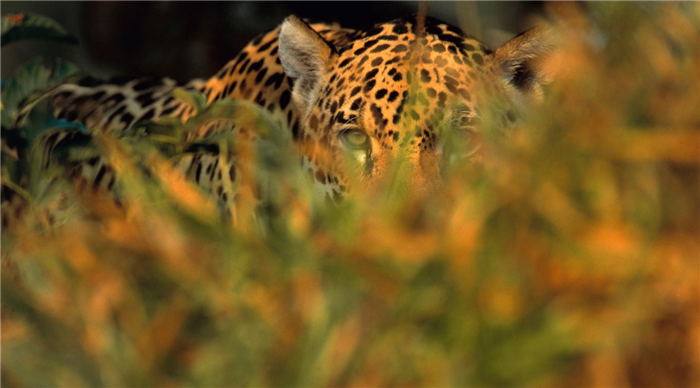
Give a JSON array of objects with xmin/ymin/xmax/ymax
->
[{"xmin": 2, "ymin": 4, "xmax": 700, "ymax": 388}]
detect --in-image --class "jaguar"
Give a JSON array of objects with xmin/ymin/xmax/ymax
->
[{"xmin": 2, "ymin": 14, "xmax": 553, "ymax": 228}]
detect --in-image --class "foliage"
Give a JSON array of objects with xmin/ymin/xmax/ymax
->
[
  {"xmin": 2, "ymin": 3, "xmax": 700, "ymax": 388},
  {"xmin": 1, "ymin": 12, "xmax": 78, "ymax": 47}
]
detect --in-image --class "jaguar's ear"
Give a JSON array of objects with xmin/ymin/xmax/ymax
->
[
  {"xmin": 279, "ymin": 15, "xmax": 337, "ymax": 114},
  {"xmin": 492, "ymin": 27, "xmax": 555, "ymax": 105}
]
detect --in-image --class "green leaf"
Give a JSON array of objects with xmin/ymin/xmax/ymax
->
[
  {"xmin": 187, "ymin": 99, "xmax": 286, "ymax": 141},
  {"xmin": 172, "ymin": 87, "xmax": 207, "ymax": 115},
  {"xmin": 1, "ymin": 57, "xmax": 82, "ymax": 128},
  {"xmin": 1, "ymin": 12, "xmax": 78, "ymax": 47}
]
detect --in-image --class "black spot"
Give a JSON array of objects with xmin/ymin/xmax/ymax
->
[
  {"xmin": 279, "ymin": 90, "xmax": 291, "ymax": 110},
  {"xmin": 392, "ymin": 24, "xmax": 408, "ymax": 34},
  {"xmin": 426, "ymin": 88, "xmax": 436, "ymax": 98},
  {"xmin": 161, "ymin": 106, "xmax": 178, "ymax": 116},
  {"xmin": 350, "ymin": 86, "xmax": 361, "ymax": 97},
  {"xmin": 385, "ymin": 56, "xmax": 401, "ymax": 65},
  {"xmin": 354, "ymin": 47, "xmax": 367, "ymax": 56},
  {"xmin": 420, "ymin": 69, "xmax": 431, "ymax": 83},
  {"xmin": 350, "ymin": 97, "xmax": 363, "ymax": 111},
  {"xmin": 391, "ymin": 44, "xmax": 408, "ymax": 53},
  {"xmin": 370, "ymin": 44, "xmax": 390, "ymax": 53},
  {"xmin": 387, "ymin": 91, "xmax": 399, "ymax": 102},
  {"xmin": 91, "ymin": 91, "xmax": 106, "ymax": 101},
  {"xmin": 392, "ymin": 73, "xmax": 403, "ymax": 82},
  {"xmin": 235, "ymin": 51, "xmax": 248, "ymax": 64},
  {"xmin": 375, "ymin": 89, "xmax": 388, "ymax": 99},
  {"xmin": 138, "ymin": 108, "xmax": 155, "ymax": 123},
  {"xmin": 121, "ymin": 113, "xmax": 134, "ymax": 127},
  {"xmin": 363, "ymin": 80, "xmax": 376, "ymax": 93},
  {"xmin": 265, "ymin": 72, "xmax": 284, "ymax": 89},
  {"xmin": 357, "ymin": 55, "xmax": 369, "ymax": 68},
  {"xmin": 426, "ymin": 26, "xmax": 443, "ymax": 35},
  {"xmin": 438, "ymin": 34, "xmax": 463, "ymax": 46},
  {"xmin": 370, "ymin": 104, "xmax": 385, "ymax": 130},
  {"xmin": 254, "ymin": 68, "xmax": 267, "ymax": 84},
  {"xmin": 136, "ymin": 92, "xmax": 156, "ymax": 106},
  {"xmin": 437, "ymin": 92, "xmax": 447, "ymax": 108},
  {"xmin": 365, "ymin": 69, "xmax": 379, "ymax": 80},
  {"xmin": 377, "ymin": 35, "xmax": 399, "ymax": 41},
  {"xmin": 364, "ymin": 26, "xmax": 383, "ymax": 37},
  {"xmin": 225, "ymin": 81, "xmax": 238, "ymax": 95},
  {"xmin": 106, "ymin": 105, "xmax": 126, "ymax": 123},
  {"xmin": 104, "ymin": 93, "xmax": 125, "ymax": 104},
  {"xmin": 247, "ymin": 59, "xmax": 265, "ymax": 74},
  {"xmin": 472, "ymin": 53, "xmax": 484, "ymax": 65},
  {"xmin": 257, "ymin": 38, "xmax": 275, "ymax": 53},
  {"xmin": 255, "ymin": 91, "xmax": 265, "ymax": 104},
  {"xmin": 364, "ymin": 39, "xmax": 378, "ymax": 48},
  {"xmin": 239, "ymin": 59, "xmax": 251, "ymax": 73},
  {"xmin": 432, "ymin": 44, "xmax": 446, "ymax": 53},
  {"xmin": 461, "ymin": 43, "xmax": 475, "ymax": 51},
  {"xmin": 393, "ymin": 94, "xmax": 407, "ymax": 124},
  {"xmin": 94, "ymin": 165, "xmax": 107, "ymax": 186},
  {"xmin": 371, "ymin": 57, "xmax": 383, "ymax": 66},
  {"xmin": 339, "ymin": 58, "xmax": 352, "ymax": 68}
]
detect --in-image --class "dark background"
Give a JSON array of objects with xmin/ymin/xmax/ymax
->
[{"xmin": 2, "ymin": 2, "xmax": 544, "ymax": 81}]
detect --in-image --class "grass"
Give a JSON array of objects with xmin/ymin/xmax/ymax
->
[{"xmin": 2, "ymin": 2, "xmax": 699, "ymax": 387}]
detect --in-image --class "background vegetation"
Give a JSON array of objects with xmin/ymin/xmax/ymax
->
[{"xmin": 2, "ymin": 2, "xmax": 699, "ymax": 387}]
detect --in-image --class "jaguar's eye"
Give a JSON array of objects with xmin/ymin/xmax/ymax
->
[
  {"xmin": 340, "ymin": 129, "xmax": 370, "ymax": 150},
  {"xmin": 451, "ymin": 128, "xmax": 473, "ymax": 143},
  {"xmin": 443, "ymin": 127, "xmax": 481, "ymax": 161}
]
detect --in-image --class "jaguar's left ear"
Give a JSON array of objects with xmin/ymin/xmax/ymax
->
[
  {"xmin": 279, "ymin": 15, "xmax": 338, "ymax": 114},
  {"xmin": 492, "ymin": 27, "xmax": 555, "ymax": 104}
]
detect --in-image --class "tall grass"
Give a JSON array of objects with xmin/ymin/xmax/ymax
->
[{"xmin": 2, "ymin": 2, "xmax": 699, "ymax": 387}]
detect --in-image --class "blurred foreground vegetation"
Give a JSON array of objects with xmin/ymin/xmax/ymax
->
[{"xmin": 2, "ymin": 2, "xmax": 699, "ymax": 387}]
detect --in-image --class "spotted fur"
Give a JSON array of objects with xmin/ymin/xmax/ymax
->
[{"xmin": 2, "ymin": 14, "xmax": 552, "ymax": 228}]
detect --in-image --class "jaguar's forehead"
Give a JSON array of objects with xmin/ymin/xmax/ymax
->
[{"xmin": 314, "ymin": 17, "xmax": 493, "ymax": 146}]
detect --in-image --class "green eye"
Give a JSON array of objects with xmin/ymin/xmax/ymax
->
[
  {"xmin": 340, "ymin": 129, "xmax": 370, "ymax": 149},
  {"xmin": 452, "ymin": 128, "xmax": 473, "ymax": 142},
  {"xmin": 444, "ymin": 127, "xmax": 481, "ymax": 160}
]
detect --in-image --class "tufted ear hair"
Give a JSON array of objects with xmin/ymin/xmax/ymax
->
[
  {"xmin": 492, "ymin": 27, "xmax": 555, "ymax": 105},
  {"xmin": 278, "ymin": 15, "xmax": 337, "ymax": 114}
]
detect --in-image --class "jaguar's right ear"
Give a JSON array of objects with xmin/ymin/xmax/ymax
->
[
  {"xmin": 492, "ymin": 27, "xmax": 555, "ymax": 105},
  {"xmin": 278, "ymin": 15, "xmax": 337, "ymax": 114}
]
